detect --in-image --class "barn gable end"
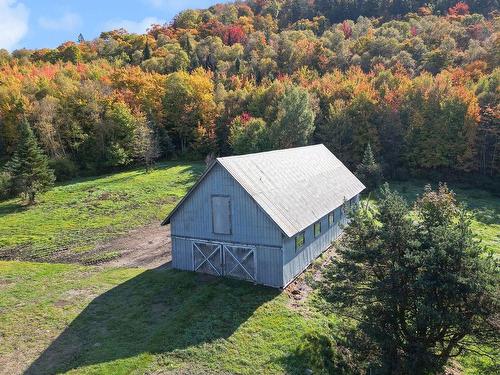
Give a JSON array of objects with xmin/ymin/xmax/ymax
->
[{"xmin": 163, "ymin": 144, "xmax": 365, "ymax": 287}]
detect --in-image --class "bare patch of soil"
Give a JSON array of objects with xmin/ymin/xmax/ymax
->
[
  {"xmin": 95, "ymin": 223, "xmax": 171, "ymax": 269},
  {"xmin": 52, "ymin": 223, "xmax": 172, "ymax": 269},
  {"xmin": 284, "ymin": 243, "xmax": 339, "ymax": 310}
]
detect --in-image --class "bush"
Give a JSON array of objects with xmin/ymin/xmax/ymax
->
[
  {"xmin": 0, "ymin": 171, "xmax": 13, "ymax": 200},
  {"xmin": 49, "ymin": 158, "xmax": 78, "ymax": 181}
]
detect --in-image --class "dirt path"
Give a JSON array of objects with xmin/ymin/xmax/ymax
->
[
  {"xmin": 95, "ymin": 223, "xmax": 172, "ymax": 269},
  {"xmin": 49, "ymin": 223, "xmax": 172, "ymax": 269}
]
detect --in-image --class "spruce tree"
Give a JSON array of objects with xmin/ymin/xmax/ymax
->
[
  {"xmin": 320, "ymin": 184, "xmax": 499, "ymax": 374},
  {"xmin": 142, "ymin": 42, "xmax": 152, "ymax": 60},
  {"xmin": 356, "ymin": 143, "xmax": 382, "ymax": 190},
  {"xmin": 234, "ymin": 57, "xmax": 241, "ymax": 73},
  {"xmin": 5, "ymin": 119, "xmax": 55, "ymax": 204}
]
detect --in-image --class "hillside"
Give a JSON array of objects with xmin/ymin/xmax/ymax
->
[
  {"xmin": 0, "ymin": 162, "xmax": 203, "ymax": 261},
  {"xmin": 0, "ymin": 0, "xmax": 498, "ymax": 194}
]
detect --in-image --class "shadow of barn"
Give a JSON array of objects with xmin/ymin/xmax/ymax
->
[{"xmin": 26, "ymin": 267, "xmax": 278, "ymax": 374}]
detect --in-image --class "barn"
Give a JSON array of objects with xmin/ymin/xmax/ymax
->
[{"xmin": 161, "ymin": 144, "xmax": 365, "ymax": 288}]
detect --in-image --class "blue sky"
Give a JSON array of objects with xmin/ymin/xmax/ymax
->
[{"xmin": 0, "ymin": 0, "xmax": 230, "ymax": 51}]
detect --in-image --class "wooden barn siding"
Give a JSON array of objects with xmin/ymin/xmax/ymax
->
[
  {"xmin": 170, "ymin": 163, "xmax": 283, "ymax": 247},
  {"xmin": 282, "ymin": 194, "xmax": 360, "ymax": 286},
  {"xmin": 255, "ymin": 245, "xmax": 283, "ymax": 287},
  {"xmin": 170, "ymin": 163, "xmax": 284, "ymax": 286},
  {"xmin": 171, "ymin": 236, "xmax": 192, "ymax": 271},
  {"xmin": 170, "ymin": 237, "xmax": 283, "ymax": 287}
]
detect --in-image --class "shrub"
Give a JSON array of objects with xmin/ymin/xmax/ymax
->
[
  {"xmin": 0, "ymin": 171, "xmax": 13, "ymax": 200},
  {"xmin": 49, "ymin": 158, "xmax": 78, "ymax": 181}
]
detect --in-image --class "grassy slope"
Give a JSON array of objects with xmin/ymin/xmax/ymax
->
[
  {"xmin": 0, "ymin": 166, "xmax": 498, "ymax": 374},
  {"xmin": 0, "ymin": 162, "xmax": 204, "ymax": 259}
]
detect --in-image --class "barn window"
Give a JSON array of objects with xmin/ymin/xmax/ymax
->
[
  {"xmin": 314, "ymin": 221, "xmax": 321, "ymax": 237},
  {"xmin": 328, "ymin": 211, "xmax": 335, "ymax": 226},
  {"xmin": 295, "ymin": 232, "xmax": 305, "ymax": 251},
  {"xmin": 211, "ymin": 195, "xmax": 231, "ymax": 234}
]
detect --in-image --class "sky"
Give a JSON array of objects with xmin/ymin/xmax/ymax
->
[{"xmin": 0, "ymin": 0, "xmax": 231, "ymax": 51}]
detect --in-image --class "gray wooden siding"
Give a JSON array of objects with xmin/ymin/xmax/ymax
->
[
  {"xmin": 255, "ymin": 246, "xmax": 283, "ymax": 287},
  {"xmin": 171, "ymin": 236, "xmax": 283, "ymax": 287},
  {"xmin": 282, "ymin": 194, "xmax": 360, "ymax": 286},
  {"xmin": 171, "ymin": 237, "xmax": 193, "ymax": 271},
  {"xmin": 170, "ymin": 163, "xmax": 283, "ymax": 247}
]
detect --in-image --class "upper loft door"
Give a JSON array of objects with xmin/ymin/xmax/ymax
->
[{"xmin": 211, "ymin": 195, "xmax": 232, "ymax": 235}]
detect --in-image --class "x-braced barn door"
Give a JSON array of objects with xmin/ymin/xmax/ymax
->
[
  {"xmin": 223, "ymin": 245, "xmax": 256, "ymax": 282},
  {"xmin": 192, "ymin": 241, "xmax": 256, "ymax": 282},
  {"xmin": 192, "ymin": 242, "xmax": 222, "ymax": 276}
]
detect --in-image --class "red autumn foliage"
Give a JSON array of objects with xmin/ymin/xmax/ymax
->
[
  {"xmin": 240, "ymin": 112, "xmax": 252, "ymax": 123},
  {"xmin": 222, "ymin": 25, "xmax": 247, "ymax": 46},
  {"xmin": 448, "ymin": 2, "xmax": 470, "ymax": 17},
  {"xmin": 341, "ymin": 20, "xmax": 352, "ymax": 39}
]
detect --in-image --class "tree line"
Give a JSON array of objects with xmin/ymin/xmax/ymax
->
[{"xmin": 0, "ymin": 1, "xmax": 498, "ymax": 201}]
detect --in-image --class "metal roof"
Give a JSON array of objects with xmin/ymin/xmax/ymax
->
[{"xmin": 163, "ymin": 144, "xmax": 365, "ymax": 237}]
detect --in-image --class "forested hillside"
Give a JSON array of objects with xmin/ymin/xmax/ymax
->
[{"xmin": 0, "ymin": 0, "xmax": 498, "ymax": 189}]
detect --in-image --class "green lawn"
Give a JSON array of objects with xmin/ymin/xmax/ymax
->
[
  {"xmin": 0, "ymin": 162, "xmax": 204, "ymax": 260},
  {"xmin": 0, "ymin": 166, "xmax": 498, "ymax": 374},
  {"xmin": 0, "ymin": 261, "xmax": 333, "ymax": 375}
]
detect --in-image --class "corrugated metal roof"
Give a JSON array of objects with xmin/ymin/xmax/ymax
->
[
  {"xmin": 162, "ymin": 144, "xmax": 365, "ymax": 236},
  {"xmin": 216, "ymin": 144, "xmax": 365, "ymax": 237}
]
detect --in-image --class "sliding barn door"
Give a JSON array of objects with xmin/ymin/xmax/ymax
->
[
  {"xmin": 223, "ymin": 245, "xmax": 256, "ymax": 282},
  {"xmin": 192, "ymin": 241, "xmax": 222, "ymax": 276}
]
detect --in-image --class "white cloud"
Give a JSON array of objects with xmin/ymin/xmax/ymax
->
[
  {"xmin": 38, "ymin": 12, "xmax": 82, "ymax": 31},
  {"xmin": 0, "ymin": 0, "xmax": 29, "ymax": 50},
  {"xmin": 104, "ymin": 16, "xmax": 165, "ymax": 34}
]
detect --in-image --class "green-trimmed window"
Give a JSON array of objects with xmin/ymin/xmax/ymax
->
[
  {"xmin": 314, "ymin": 221, "xmax": 321, "ymax": 237},
  {"xmin": 295, "ymin": 232, "xmax": 305, "ymax": 251},
  {"xmin": 328, "ymin": 211, "xmax": 335, "ymax": 226}
]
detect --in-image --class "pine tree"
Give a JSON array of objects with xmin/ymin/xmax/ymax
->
[
  {"xmin": 77, "ymin": 33, "xmax": 85, "ymax": 43},
  {"xmin": 5, "ymin": 119, "xmax": 55, "ymax": 204},
  {"xmin": 356, "ymin": 143, "xmax": 382, "ymax": 191}
]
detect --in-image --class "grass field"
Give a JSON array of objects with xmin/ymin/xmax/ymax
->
[
  {"xmin": 0, "ymin": 162, "xmax": 204, "ymax": 260},
  {"xmin": 0, "ymin": 164, "xmax": 498, "ymax": 374},
  {"xmin": 0, "ymin": 261, "xmax": 334, "ymax": 374}
]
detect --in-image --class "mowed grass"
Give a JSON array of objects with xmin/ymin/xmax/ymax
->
[
  {"xmin": 0, "ymin": 261, "xmax": 333, "ymax": 375},
  {"xmin": 0, "ymin": 162, "xmax": 204, "ymax": 259}
]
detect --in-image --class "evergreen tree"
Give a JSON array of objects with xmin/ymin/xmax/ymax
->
[
  {"xmin": 77, "ymin": 33, "xmax": 85, "ymax": 43},
  {"xmin": 5, "ymin": 119, "xmax": 55, "ymax": 204},
  {"xmin": 143, "ymin": 42, "xmax": 152, "ymax": 60},
  {"xmin": 356, "ymin": 143, "xmax": 383, "ymax": 191},
  {"xmin": 320, "ymin": 184, "xmax": 499, "ymax": 374},
  {"xmin": 234, "ymin": 57, "xmax": 241, "ymax": 74}
]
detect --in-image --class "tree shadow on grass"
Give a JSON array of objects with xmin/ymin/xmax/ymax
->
[
  {"xmin": 26, "ymin": 268, "xmax": 279, "ymax": 375},
  {"xmin": 0, "ymin": 201, "xmax": 27, "ymax": 216}
]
